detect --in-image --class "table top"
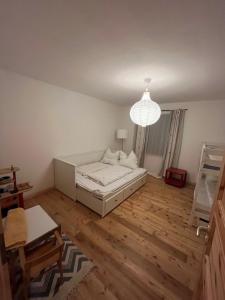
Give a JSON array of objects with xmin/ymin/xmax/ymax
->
[
  {"xmin": 3, "ymin": 205, "xmax": 58, "ymax": 245},
  {"xmin": 25, "ymin": 205, "xmax": 58, "ymax": 245}
]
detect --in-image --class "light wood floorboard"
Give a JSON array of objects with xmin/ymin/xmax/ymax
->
[{"xmin": 25, "ymin": 176, "xmax": 205, "ymax": 300}]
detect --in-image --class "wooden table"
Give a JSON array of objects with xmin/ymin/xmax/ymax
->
[
  {"xmin": 2, "ymin": 206, "xmax": 60, "ymax": 299},
  {"xmin": 0, "ymin": 167, "xmax": 32, "ymax": 299},
  {"xmin": 24, "ymin": 205, "xmax": 60, "ymax": 248},
  {"xmin": 3, "ymin": 205, "xmax": 60, "ymax": 249}
]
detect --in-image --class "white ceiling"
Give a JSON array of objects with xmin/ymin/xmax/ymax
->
[{"xmin": 0, "ymin": 0, "xmax": 225, "ymax": 105}]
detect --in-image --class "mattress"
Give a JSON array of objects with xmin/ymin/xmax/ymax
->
[
  {"xmin": 208, "ymin": 154, "xmax": 223, "ymax": 162},
  {"xmin": 196, "ymin": 176, "xmax": 217, "ymax": 211},
  {"xmin": 76, "ymin": 167, "xmax": 147, "ymax": 199},
  {"xmin": 205, "ymin": 176, "xmax": 217, "ymax": 205},
  {"xmin": 196, "ymin": 177, "xmax": 211, "ymax": 211}
]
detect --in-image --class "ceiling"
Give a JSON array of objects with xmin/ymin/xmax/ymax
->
[{"xmin": 0, "ymin": 0, "xmax": 225, "ymax": 105}]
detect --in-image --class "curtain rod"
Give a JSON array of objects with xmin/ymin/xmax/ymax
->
[{"xmin": 162, "ymin": 109, "xmax": 188, "ymax": 111}]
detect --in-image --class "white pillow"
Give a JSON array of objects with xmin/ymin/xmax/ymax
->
[
  {"xmin": 119, "ymin": 151, "xmax": 127, "ymax": 160},
  {"xmin": 120, "ymin": 150, "xmax": 138, "ymax": 169},
  {"xmin": 102, "ymin": 148, "xmax": 120, "ymax": 165}
]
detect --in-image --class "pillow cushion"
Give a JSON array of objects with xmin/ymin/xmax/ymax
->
[
  {"xmin": 120, "ymin": 150, "xmax": 138, "ymax": 169},
  {"xmin": 119, "ymin": 151, "xmax": 127, "ymax": 160},
  {"xmin": 102, "ymin": 148, "xmax": 120, "ymax": 165}
]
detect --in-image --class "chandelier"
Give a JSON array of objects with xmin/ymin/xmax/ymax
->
[{"xmin": 130, "ymin": 78, "xmax": 161, "ymax": 127}]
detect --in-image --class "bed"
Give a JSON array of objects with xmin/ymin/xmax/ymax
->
[
  {"xmin": 189, "ymin": 142, "xmax": 225, "ymax": 225},
  {"xmin": 54, "ymin": 150, "xmax": 147, "ymax": 217}
]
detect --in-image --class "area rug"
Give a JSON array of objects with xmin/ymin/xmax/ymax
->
[{"xmin": 29, "ymin": 234, "xmax": 94, "ymax": 300}]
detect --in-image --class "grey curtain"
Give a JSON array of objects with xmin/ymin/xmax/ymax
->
[
  {"xmin": 134, "ymin": 126, "xmax": 146, "ymax": 166},
  {"xmin": 161, "ymin": 109, "xmax": 186, "ymax": 175},
  {"xmin": 134, "ymin": 109, "xmax": 186, "ymax": 176},
  {"xmin": 145, "ymin": 112, "xmax": 172, "ymax": 156}
]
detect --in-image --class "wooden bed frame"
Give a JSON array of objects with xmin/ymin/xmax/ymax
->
[{"xmin": 54, "ymin": 150, "xmax": 147, "ymax": 217}]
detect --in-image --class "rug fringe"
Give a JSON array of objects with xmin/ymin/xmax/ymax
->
[
  {"xmin": 66, "ymin": 265, "xmax": 97, "ymax": 299},
  {"xmin": 53, "ymin": 262, "xmax": 95, "ymax": 300}
]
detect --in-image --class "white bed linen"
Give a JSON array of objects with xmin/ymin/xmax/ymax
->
[
  {"xmin": 77, "ymin": 162, "xmax": 109, "ymax": 176},
  {"xmin": 76, "ymin": 168, "xmax": 147, "ymax": 198},
  {"xmin": 208, "ymin": 154, "xmax": 223, "ymax": 161},
  {"xmin": 86, "ymin": 165, "xmax": 133, "ymax": 186},
  {"xmin": 205, "ymin": 176, "xmax": 217, "ymax": 205}
]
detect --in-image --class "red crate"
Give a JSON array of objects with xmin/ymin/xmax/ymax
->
[{"xmin": 165, "ymin": 167, "xmax": 187, "ymax": 188}]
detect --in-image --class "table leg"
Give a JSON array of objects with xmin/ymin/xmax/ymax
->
[{"xmin": 18, "ymin": 193, "xmax": 24, "ymax": 208}]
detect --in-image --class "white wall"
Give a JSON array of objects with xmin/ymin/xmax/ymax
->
[
  {"xmin": 122, "ymin": 100, "xmax": 225, "ymax": 183},
  {"xmin": 119, "ymin": 106, "xmax": 136, "ymax": 153},
  {"xmin": 161, "ymin": 100, "xmax": 225, "ymax": 183},
  {"xmin": 0, "ymin": 69, "xmax": 121, "ymax": 196},
  {"xmin": 1, "ymin": 67, "xmax": 224, "ymax": 194}
]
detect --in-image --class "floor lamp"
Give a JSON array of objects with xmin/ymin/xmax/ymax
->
[{"xmin": 116, "ymin": 129, "xmax": 128, "ymax": 151}]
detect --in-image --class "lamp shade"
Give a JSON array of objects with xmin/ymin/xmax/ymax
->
[
  {"xmin": 130, "ymin": 90, "xmax": 161, "ymax": 127},
  {"xmin": 116, "ymin": 129, "xmax": 128, "ymax": 139}
]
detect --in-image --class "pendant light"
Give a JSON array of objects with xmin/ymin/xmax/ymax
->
[{"xmin": 130, "ymin": 78, "xmax": 161, "ymax": 127}]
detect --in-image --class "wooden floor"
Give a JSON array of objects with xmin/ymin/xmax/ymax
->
[{"xmin": 26, "ymin": 176, "xmax": 205, "ymax": 300}]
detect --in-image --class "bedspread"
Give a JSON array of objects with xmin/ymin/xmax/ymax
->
[
  {"xmin": 77, "ymin": 162, "xmax": 109, "ymax": 176},
  {"xmin": 86, "ymin": 165, "xmax": 132, "ymax": 186}
]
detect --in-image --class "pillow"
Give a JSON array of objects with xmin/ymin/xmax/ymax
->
[
  {"xmin": 120, "ymin": 150, "xmax": 138, "ymax": 169},
  {"xmin": 102, "ymin": 148, "xmax": 120, "ymax": 165},
  {"xmin": 119, "ymin": 151, "xmax": 127, "ymax": 160},
  {"xmin": 102, "ymin": 157, "xmax": 118, "ymax": 165}
]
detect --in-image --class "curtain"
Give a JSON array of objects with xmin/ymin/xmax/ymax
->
[
  {"xmin": 143, "ymin": 112, "xmax": 172, "ymax": 177},
  {"xmin": 135, "ymin": 109, "xmax": 186, "ymax": 177},
  {"xmin": 145, "ymin": 112, "xmax": 172, "ymax": 156},
  {"xmin": 134, "ymin": 126, "xmax": 146, "ymax": 166},
  {"xmin": 161, "ymin": 109, "xmax": 186, "ymax": 175}
]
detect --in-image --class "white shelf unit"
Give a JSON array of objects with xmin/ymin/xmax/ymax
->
[{"xmin": 189, "ymin": 143, "xmax": 225, "ymax": 226}]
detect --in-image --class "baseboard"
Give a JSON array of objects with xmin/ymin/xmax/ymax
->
[
  {"xmin": 148, "ymin": 173, "xmax": 195, "ymax": 188},
  {"xmin": 24, "ymin": 186, "xmax": 54, "ymax": 201}
]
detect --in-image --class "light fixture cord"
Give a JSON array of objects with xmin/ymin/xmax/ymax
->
[{"xmin": 144, "ymin": 78, "xmax": 151, "ymax": 92}]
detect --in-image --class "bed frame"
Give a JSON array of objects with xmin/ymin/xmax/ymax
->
[
  {"xmin": 189, "ymin": 142, "xmax": 225, "ymax": 226},
  {"xmin": 54, "ymin": 150, "xmax": 147, "ymax": 217}
]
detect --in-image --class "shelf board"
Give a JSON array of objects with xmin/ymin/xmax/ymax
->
[
  {"xmin": 0, "ymin": 179, "xmax": 13, "ymax": 186},
  {"xmin": 0, "ymin": 182, "xmax": 32, "ymax": 200},
  {"xmin": 17, "ymin": 183, "xmax": 32, "ymax": 192},
  {"xmin": 0, "ymin": 167, "xmax": 20, "ymax": 175}
]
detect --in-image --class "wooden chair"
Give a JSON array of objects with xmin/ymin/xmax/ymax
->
[{"xmin": 19, "ymin": 231, "xmax": 64, "ymax": 299}]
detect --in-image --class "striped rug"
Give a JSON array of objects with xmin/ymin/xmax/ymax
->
[{"xmin": 29, "ymin": 234, "xmax": 94, "ymax": 300}]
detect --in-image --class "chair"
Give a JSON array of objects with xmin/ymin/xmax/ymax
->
[{"xmin": 19, "ymin": 231, "xmax": 64, "ymax": 299}]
